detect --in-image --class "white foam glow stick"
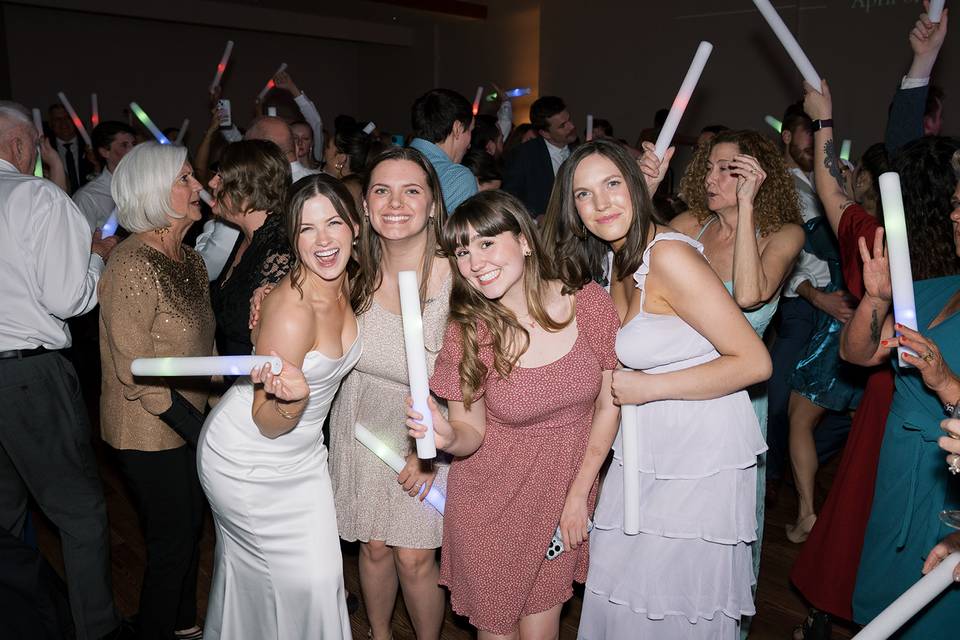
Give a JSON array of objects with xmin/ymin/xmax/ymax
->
[
  {"xmin": 101, "ymin": 207, "xmax": 119, "ymax": 238},
  {"xmin": 840, "ymin": 139, "xmax": 852, "ymax": 161},
  {"xmin": 363, "ymin": 121, "xmax": 376, "ymax": 135},
  {"xmin": 586, "ymin": 114, "xmax": 594, "ymax": 142},
  {"xmin": 31, "ymin": 108, "xmax": 43, "ymax": 177},
  {"xmin": 355, "ymin": 423, "xmax": 446, "ymax": 514},
  {"xmin": 174, "ymin": 119, "xmax": 189, "ymax": 145},
  {"xmin": 91, "ymin": 93, "xmax": 99, "ymax": 127},
  {"xmin": 878, "ymin": 172, "xmax": 918, "ymax": 367},
  {"xmin": 752, "ymin": 0, "xmax": 822, "ymax": 92},
  {"xmin": 57, "ymin": 92, "xmax": 92, "ymax": 146},
  {"xmin": 853, "ymin": 553, "xmax": 960, "ymax": 639},
  {"xmin": 131, "ymin": 355, "xmax": 281, "ymax": 377},
  {"xmin": 929, "ymin": 0, "xmax": 946, "ymax": 22},
  {"xmin": 257, "ymin": 63, "xmax": 288, "ymax": 101},
  {"xmin": 199, "ymin": 189, "xmax": 214, "ymax": 206},
  {"xmin": 209, "ymin": 40, "xmax": 234, "ymax": 93},
  {"xmin": 266, "ymin": 106, "xmax": 277, "ymax": 117},
  {"xmin": 654, "ymin": 41, "xmax": 713, "ymax": 160},
  {"xmin": 129, "ymin": 102, "xmax": 171, "ymax": 145},
  {"xmin": 621, "ymin": 403, "xmax": 640, "ymax": 535},
  {"xmin": 472, "ymin": 85, "xmax": 483, "ymax": 116},
  {"xmin": 398, "ymin": 271, "xmax": 436, "ymax": 459}
]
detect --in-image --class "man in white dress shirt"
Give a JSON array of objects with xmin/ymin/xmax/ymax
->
[
  {"xmin": 72, "ymin": 122, "xmax": 136, "ymax": 233},
  {"xmin": 195, "ymin": 116, "xmax": 318, "ymax": 279},
  {"xmin": 0, "ymin": 102, "xmax": 128, "ymax": 639}
]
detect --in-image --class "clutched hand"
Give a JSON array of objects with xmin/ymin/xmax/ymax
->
[
  {"xmin": 397, "ymin": 453, "xmax": 438, "ymax": 501},
  {"xmin": 250, "ymin": 351, "xmax": 308, "ymax": 403},
  {"xmin": 406, "ymin": 396, "xmax": 454, "ymax": 451}
]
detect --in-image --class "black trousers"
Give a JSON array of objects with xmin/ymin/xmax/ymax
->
[
  {"xmin": 115, "ymin": 445, "xmax": 204, "ymax": 640},
  {"xmin": 0, "ymin": 352, "xmax": 117, "ymax": 639}
]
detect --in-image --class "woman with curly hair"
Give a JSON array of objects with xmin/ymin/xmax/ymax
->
[
  {"xmin": 407, "ymin": 190, "xmax": 621, "ymax": 638},
  {"xmin": 673, "ymin": 129, "xmax": 804, "ymax": 596}
]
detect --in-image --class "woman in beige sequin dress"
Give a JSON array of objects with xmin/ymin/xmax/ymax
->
[
  {"xmin": 328, "ymin": 147, "xmax": 451, "ymax": 640},
  {"xmin": 98, "ymin": 143, "xmax": 214, "ymax": 640}
]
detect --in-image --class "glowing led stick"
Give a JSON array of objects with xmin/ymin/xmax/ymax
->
[
  {"xmin": 929, "ymin": 0, "xmax": 946, "ymax": 22},
  {"xmin": 504, "ymin": 87, "xmax": 531, "ymax": 98},
  {"xmin": 765, "ymin": 115, "xmax": 783, "ymax": 133},
  {"xmin": 472, "ymin": 86, "xmax": 483, "ymax": 116},
  {"xmin": 878, "ymin": 172, "xmax": 918, "ymax": 368},
  {"xmin": 91, "ymin": 93, "xmax": 99, "ymax": 127},
  {"xmin": 129, "ymin": 102, "xmax": 171, "ymax": 145},
  {"xmin": 199, "ymin": 189, "xmax": 214, "ymax": 206},
  {"xmin": 131, "ymin": 355, "xmax": 281, "ymax": 377},
  {"xmin": 175, "ymin": 119, "xmax": 189, "ymax": 145},
  {"xmin": 752, "ymin": 0, "xmax": 822, "ymax": 92},
  {"xmin": 355, "ymin": 424, "xmax": 446, "ymax": 514},
  {"xmin": 257, "ymin": 63, "xmax": 288, "ymax": 101},
  {"xmin": 586, "ymin": 114, "xmax": 594, "ymax": 142},
  {"xmin": 56, "ymin": 92, "xmax": 92, "ymax": 146},
  {"xmin": 101, "ymin": 207, "xmax": 119, "ymax": 238},
  {"xmin": 399, "ymin": 270, "xmax": 436, "ymax": 459},
  {"xmin": 840, "ymin": 139, "xmax": 852, "ymax": 162},
  {"xmin": 853, "ymin": 552, "xmax": 960, "ymax": 640},
  {"xmin": 621, "ymin": 403, "xmax": 640, "ymax": 534},
  {"xmin": 209, "ymin": 40, "xmax": 234, "ymax": 93},
  {"xmin": 654, "ymin": 41, "xmax": 713, "ymax": 160},
  {"xmin": 32, "ymin": 108, "xmax": 44, "ymax": 177},
  {"xmin": 362, "ymin": 121, "xmax": 376, "ymax": 135}
]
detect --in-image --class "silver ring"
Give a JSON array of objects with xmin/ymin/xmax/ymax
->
[{"xmin": 949, "ymin": 454, "xmax": 960, "ymax": 475}]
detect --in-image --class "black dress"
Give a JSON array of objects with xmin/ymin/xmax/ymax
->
[{"xmin": 210, "ymin": 213, "xmax": 292, "ymax": 357}]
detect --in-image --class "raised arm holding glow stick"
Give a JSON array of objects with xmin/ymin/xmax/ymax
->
[
  {"xmin": 929, "ymin": 0, "xmax": 946, "ymax": 22},
  {"xmin": 878, "ymin": 172, "xmax": 918, "ymax": 367},
  {"xmin": 853, "ymin": 552, "xmax": 960, "ymax": 639},
  {"xmin": 56, "ymin": 91, "xmax": 92, "ymax": 146},
  {"xmin": 586, "ymin": 114, "xmax": 594, "ymax": 142},
  {"xmin": 472, "ymin": 86, "xmax": 484, "ymax": 116},
  {"xmin": 131, "ymin": 355, "xmax": 281, "ymax": 377},
  {"xmin": 355, "ymin": 424, "xmax": 446, "ymax": 514},
  {"xmin": 129, "ymin": 102, "xmax": 171, "ymax": 145},
  {"xmin": 209, "ymin": 40, "xmax": 234, "ymax": 93},
  {"xmin": 398, "ymin": 271, "xmax": 437, "ymax": 459},
  {"xmin": 175, "ymin": 119, "xmax": 190, "ymax": 145},
  {"xmin": 653, "ymin": 40, "xmax": 713, "ymax": 159},
  {"xmin": 257, "ymin": 63, "xmax": 288, "ymax": 101},
  {"xmin": 91, "ymin": 93, "xmax": 99, "ymax": 127},
  {"xmin": 752, "ymin": 0, "xmax": 823, "ymax": 92}
]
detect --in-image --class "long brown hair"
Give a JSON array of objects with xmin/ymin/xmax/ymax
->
[
  {"xmin": 679, "ymin": 129, "xmax": 802, "ymax": 235},
  {"xmin": 542, "ymin": 139, "xmax": 664, "ymax": 292},
  {"xmin": 441, "ymin": 190, "xmax": 571, "ymax": 408},
  {"xmin": 354, "ymin": 147, "xmax": 446, "ymax": 313},
  {"xmin": 284, "ymin": 173, "xmax": 360, "ymax": 304}
]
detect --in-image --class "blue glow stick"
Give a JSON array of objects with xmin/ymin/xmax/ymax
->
[
  {"xmin": 101, "ymin": 208, "xmax": 119, "ymax": 238},
  {"xmin": 504, "ymin": 87, "xmax": 532, "ymax": 98},
  {"xmin": 129, "ymin": 102, "xmax": 171, "ymax": 145}
]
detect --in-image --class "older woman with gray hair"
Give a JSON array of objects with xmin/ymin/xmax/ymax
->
[{"xmin": 98, "ymin": 142, "xmax": 214, "ymax": 640}]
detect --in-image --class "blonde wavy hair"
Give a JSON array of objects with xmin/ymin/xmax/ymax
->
[{"xmin": 679, "ymin": 129, "xmax": 802, "ymax": 235}]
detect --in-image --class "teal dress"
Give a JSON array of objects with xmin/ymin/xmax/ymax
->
[{"xmin": 852, "ymin": 275, "xmax": 960, "ymax": 638}]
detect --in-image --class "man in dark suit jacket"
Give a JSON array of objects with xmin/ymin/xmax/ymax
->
[
  {"xmin": 48, "ymin": 104, "xmax": 96, "ymax": 194},
  {"xmin": 502, "ymin": 95, "xmax": 577, "ymax": 217}
]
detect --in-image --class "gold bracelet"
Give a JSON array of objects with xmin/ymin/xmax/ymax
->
[{"xmin": 274, "ymin": 399, "xmax": 301, "ymax": 420}]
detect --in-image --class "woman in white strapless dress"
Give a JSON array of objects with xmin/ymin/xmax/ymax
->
[{"xmin": 198, "ymin": 175, "xmax": 362, "ymax": 640}]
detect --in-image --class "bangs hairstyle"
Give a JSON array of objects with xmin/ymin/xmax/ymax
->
[
  {"xmin": 542, "ymin": 139, "xmax": 663, "ymax": 293},
  {"xmin": 218, "ymin": 139, "xmax": 291, "ymax": 216},
  {"xmin": 112, "ymin": 142, "xmax": 188, "ymax": 233},
  {"xmin": 679, "ymin": 129, "xmax": 802, "ymax": 236},
  {"xmin": 442, "ymin": 190, "xmax": 570, "ymax": 408},
  {"xmin": 285, "ymin": 173, "xmax": 360, "ymax": 303},
  {"xmin": 354, "ymin": 146, "xmax": 446, "ymax": 313}
]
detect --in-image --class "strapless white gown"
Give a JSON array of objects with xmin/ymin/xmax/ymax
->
[{"xmin": 198, "ymin": 334, "xmax": 361, "ymax": 640}]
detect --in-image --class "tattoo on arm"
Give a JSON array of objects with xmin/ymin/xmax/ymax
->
[
  {"xmin": 870, "ymin": 308, "xmax": 881, "ymax": 344},
  {"xmin": 823, "ymin": 139, "xmax": 848, "ymax": 195}
]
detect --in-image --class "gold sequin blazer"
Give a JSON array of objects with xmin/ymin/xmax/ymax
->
[{"xmin": 98, "ymin": 236, "xmax": 215, "ymax": 451}]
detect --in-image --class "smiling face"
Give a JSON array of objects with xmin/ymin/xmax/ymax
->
[
  {"xmin": 572, "ymin": 153, "xmax": 633, "ymax": 250},
  {"xmin": 704, "ymin": 142, "xmax": 741, "ymax": 214},
  {"xmin": 453, "ymin": 225, "xmax": 529, "ymax": 301},
  {"xmin": 364, "ymin": 159, "xmax": 435, "ymax": 242},
  {"xmin": 296, "ymin": 194, "xmax": 355, "ymax": 280},
  {"xmin": 169, "ymin": 162, "xmax": 203, "ymax": 223}
]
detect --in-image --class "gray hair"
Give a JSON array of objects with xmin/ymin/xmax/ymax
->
[
  {"xmin": 0, "ymin": 101, "xmax": 33, "ymax": 139},
  {"xmin": 111, "ymin": 142, "xmax": 188, "ymax": 233}
]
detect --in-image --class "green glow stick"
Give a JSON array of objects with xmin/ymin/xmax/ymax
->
[{"xmin": 129, "ymin": 102, "xmax": 171, "ymax": 145}]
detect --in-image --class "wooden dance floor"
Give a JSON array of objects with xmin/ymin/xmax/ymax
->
[{"xmin": 36, "ymin": 436, "xmax": 859, "ymax": 639}]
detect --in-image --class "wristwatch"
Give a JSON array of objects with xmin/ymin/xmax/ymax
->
[{"xmin": 811, "ymin": 118, "xmax": 833, "ymax": 132}]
